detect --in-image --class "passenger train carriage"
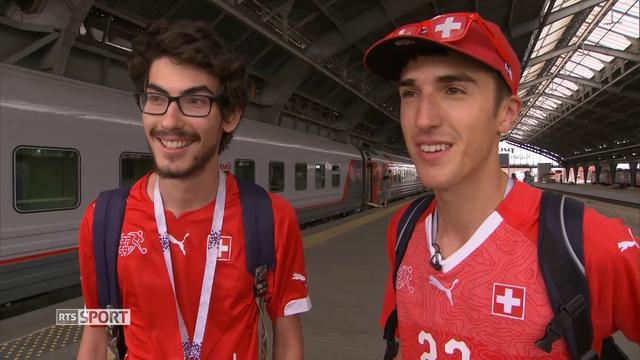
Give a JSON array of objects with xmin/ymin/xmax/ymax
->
[{"xmin": 0, "ymin": 63, "xmax": 424, "ymax": 304}]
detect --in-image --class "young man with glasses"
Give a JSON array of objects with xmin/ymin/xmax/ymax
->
[
  {"xmin": 77, "ymin": 20, "xmax": 310, "ymax": 360},
  {"xmin": 364, "ymin": 12, "xmax": 639, "ymax": 359}
]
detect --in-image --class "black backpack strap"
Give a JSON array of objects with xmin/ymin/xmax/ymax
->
[
  {"xmin": 236, "ymin": 178, "xmax": 275, "ymax": 294},
  {"xmin": 536, "ymin": 191, "xmax": 595, "ymax": 359},
  {"xmin": 92, "ymin": 186, "xmax": 130, "ymax": 360},
  {"xmin": 383, "ymin": 194, "xmax": 434, "ymax": 360}
]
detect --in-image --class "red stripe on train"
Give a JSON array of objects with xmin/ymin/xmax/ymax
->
[{"xmin": 0, "ymin": 247, "xmax": 78, "ymax": 266}]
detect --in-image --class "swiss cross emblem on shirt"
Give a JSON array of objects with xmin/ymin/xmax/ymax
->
[
  {"xmin": 217, "ymin": 235, "xmax": 232, "ymax": 261},
  {"xmin": 432, "ymin": 16, "xmax": 467, "ymax": 40},
  {"xmin": 492, "ymin": 283, "xmax": 526, "ymax": 320}
]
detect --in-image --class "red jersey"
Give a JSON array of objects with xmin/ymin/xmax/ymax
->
[
  {"xmin": 79, "ymin": 173, "xmax": 311, "ymax": 360},
  {"xmin": 381, "ymin": 181, "xmax": 640, "ymax": 359}
]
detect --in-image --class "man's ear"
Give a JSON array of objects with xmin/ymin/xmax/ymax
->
[
  {"xmin": 222, "ymin": 109, "xmax": 242, "ymax": 133},
  {"xmin": 497, "ymin": 95, "xmax": 522, "ymax": 135}
]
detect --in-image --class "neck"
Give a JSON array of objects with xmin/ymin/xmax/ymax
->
[
  {"xmin": 433, "ymin": 167, "xmax": 508, "ymax": 258},
  {"xmin": 147, "ymin": 165, "xmax": 221, "ymax": 218}
]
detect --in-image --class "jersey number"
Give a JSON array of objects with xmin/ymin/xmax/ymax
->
[{"xmin": 418, "ymin": 331, "xmax": 470, "ymax": 360}]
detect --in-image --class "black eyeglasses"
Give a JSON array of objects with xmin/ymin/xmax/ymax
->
[{"xmin": 137, "ymin": 92, "xmax": 222, "ymax": 117}]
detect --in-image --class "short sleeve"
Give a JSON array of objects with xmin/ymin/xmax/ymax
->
[
  {"xmin": 78, "ymin": 201, "xmax": 102, "ymax": 313},
  {"xmin": 265, "ymin": 195, "xmax": 311, "ymax": 321},
  {"xmin": 583, "ymin": 207, "xmax": 640, "ymax": 353}
]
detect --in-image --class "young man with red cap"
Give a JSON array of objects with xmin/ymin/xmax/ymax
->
[
  {"xmin": 364, "ymin": 12, "xmax": 639, "ymax": 359},
  {"xmin": 77, "ymin": 20, "xmax": 310, "ymax": 360}
]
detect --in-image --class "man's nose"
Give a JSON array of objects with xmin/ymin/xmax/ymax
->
[
  {"xmin": 414, "ymin": 96, "xmax": 443, "ymax": 130},
  {"xmin": 160, "ymin": 100, "xmax": 185, "ymax": 129}
]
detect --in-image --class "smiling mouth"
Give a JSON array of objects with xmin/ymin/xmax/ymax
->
[
  {"xmin": 419, "ymin": 144, "xmax": 452, "ymax": 153},
  {"xmin": 158, "ymin": 138, "xmax": 194, "ymax": 149}
]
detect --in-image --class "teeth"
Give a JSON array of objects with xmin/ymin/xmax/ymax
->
[
  {"xmin": 420, "ymin": 144, "xmax": 451, "ymax": 153},
  {"xmin": 160, "ymin": 139, "xmax": 190, "ymax": 149}
]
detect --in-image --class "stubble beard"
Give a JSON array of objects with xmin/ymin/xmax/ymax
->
[{"xmin": 148, "ymin": 137, "xmax": 219, "ymax": 179}]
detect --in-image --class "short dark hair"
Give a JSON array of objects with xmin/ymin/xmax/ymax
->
[
  {"xmin": 403, "ymin": 46, "xmax": 511, "ymax": 114},
  {"xmin": 128, "ymin": 19, "xmax": 248, "ymax": 153}
]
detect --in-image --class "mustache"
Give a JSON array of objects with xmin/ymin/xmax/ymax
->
[{"xmin": 149, "ymin": 128, "xmax": 200, "ymax": 141}]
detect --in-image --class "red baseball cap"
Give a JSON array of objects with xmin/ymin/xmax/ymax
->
[{"xmin": 363, "ymin": 12, "xmax": 521, "ymax": 95}]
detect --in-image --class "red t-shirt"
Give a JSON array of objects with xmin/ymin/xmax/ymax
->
[
  {"xmin": 381, "ymin": 181, "xmax": 640, "ymax": 359},
  {"xmin": 79, "ymin": 173, "xmax": 311, "ymax": 359}
]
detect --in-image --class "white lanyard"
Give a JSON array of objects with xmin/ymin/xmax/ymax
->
[
  {"xmin": 153, "ymin": 171, "xmax": 226, "ymax": 360},
  {"xmin": 429, "ymin": 177, "xmax": 514, "ymax": 258}
]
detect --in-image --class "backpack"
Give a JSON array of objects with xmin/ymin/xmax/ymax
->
[
  {"xmin": 383, "ymin": 191, "xmax": 629, "ymax": 360},
  {"xmin": 91, "ymin": 177, "xmax": 275, "ymax": 360}
]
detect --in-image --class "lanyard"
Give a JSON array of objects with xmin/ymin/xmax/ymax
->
[
  {"xmin": 153, "ymin": 172, "xmax": 226, "ymax": 360},
  {"xmin": 429, "ymin": 177, "xmax": 514, "ymax": 263}
]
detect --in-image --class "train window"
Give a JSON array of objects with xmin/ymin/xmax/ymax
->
[
  {"xmin": 14, "ymin": 146, "xmax": 80, "ymax": 212},
  {"xmin": 295, "ymin": 163, "xmax": 307, "ymax": 191},
  {"xmin": 315, "ymin": 164, "xmax": 325, "ymax": 189},
  {"xmin": 331, "ymin": 164, "xmax": 340, "ymax": 188},
  {"xmin": 235, "ymin": 159, "xmax": 255, "ymax": 183},
  {"xmin": 120, "ymin": 153, "xmax": 154, "ymax": 187},
  {"xmin": 269, "ymin": 161, "xmax": 285, "ymax": 192}
]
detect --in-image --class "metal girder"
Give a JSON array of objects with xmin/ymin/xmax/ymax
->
[
  {"xmin": 511, "ymin": 0, "xmax": 607, "ymax": 38},
  {"xmin": 583, "ymin": 44, "xmax": 640, "ymax": 63},
  {"xmin": 163, "ymin": 0, "xmax": 188, "ymax": 18},
  {"xmin": 4, "ymin": 31, "xmax": 59, "ymax": 64},
  {"xmin": 304, "ymin": 0, "xmax": 426, "ymax": 59},
  {"xmin": 39, "ymin": 0, "xmax": 95, "ymax": 75},
  {"xmin": 556, "ymin": 73, "xmax": 603, "ymax": 88},
  {"xmin": 564, "ymin": 144, "xmax": 640, "ymax": 160},
  {"xmin": 93, "ymin": 1, "xmax": 146, "ymax": 28},
  {"xmin": 529, "ymin": 62, "xmax": 640, "ymax": 142},
  {"xmin": 528, "ymin": 43, "xmax": 640, "ymax": 67},
  {"xmin": 519, "ymin": 74, "xmax": 554, "ymax": 89},
  {"xmin": 207, "ymin": 0, "xmax": 397, "ymax": 122},
  {"xmin": 291, "ymin": 11, "xmax": 320, "ymax": 31},
  {"xmin": 528, "ymin": 44, "xmax": 579, "ymax": 67}
]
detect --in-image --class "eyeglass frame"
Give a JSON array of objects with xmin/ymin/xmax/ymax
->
[{"xmin": 137, "ymin": 92, "xmax": 223, "ymax": 117}]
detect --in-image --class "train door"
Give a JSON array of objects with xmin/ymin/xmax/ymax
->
[{"xmin": 368, "ymin": 161, "xmax": 379, "ymax": 204}]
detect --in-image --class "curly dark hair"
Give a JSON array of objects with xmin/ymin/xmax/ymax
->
[{"xmin": 128, "ymin": 19, "xmax": 247, "ymax": 153}]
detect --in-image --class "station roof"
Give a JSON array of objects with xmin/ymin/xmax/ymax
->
[{"xmin": 1, "ymin": 0, "xmax": 638, "ymax": 166}]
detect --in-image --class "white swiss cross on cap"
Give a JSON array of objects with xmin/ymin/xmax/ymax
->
[
  {"xmin": 433, "ymin": 16, "xmax": 466, "ymax": 40},
  {"xmin": 492, "ymin": 283, "xmax": 526, "ymax": 320},
  {"xmin": 217, "ymin": 235, "xmax": 232, "ymax": 261}
]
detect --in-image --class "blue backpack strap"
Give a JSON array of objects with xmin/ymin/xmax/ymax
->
[
  {"xmin": 92, "ymin": 186, "xmax": 130, "ymax": 360},
  {"xmin": 92, "ymin": 186, "xmax": 131, "ymax": 309},
  {"xmin": 235, "ymin": 178, "xmax": 275, "ymax": 294},
  {"xmin": 383, "ymin": 194, "xmax": 434, "ymax": 360},
  {"xmin": 536, "ymin": 191, "xmax": 595, "ymax": 359}
]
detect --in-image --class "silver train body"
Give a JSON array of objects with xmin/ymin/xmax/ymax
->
[{"xmin": 0, "ymin": 64, "xmax": 424, "ymax": 304}]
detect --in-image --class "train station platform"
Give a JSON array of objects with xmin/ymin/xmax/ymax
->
[
  {"xmin": 534, "ymin": 182, "xmax": 640, "ymax": 207},
  {"xmin": 1, "ymin": 195, "xmax": 638, "ymax": 360}
]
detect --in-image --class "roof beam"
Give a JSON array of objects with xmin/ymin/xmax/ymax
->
[
  {"xmin": 528, "ymin": 44, "xmax": 578, "ymax": 66},
  {"xmin": 556, "ymin": 73, "xmax": 603, "ymax": 88},
  {"xmin": 519, "ymin": 74, "xmax": 554, "ymax": 89},
  {"xmin": 582, "ymin": 44, "xmax": 640, "ymax": 63},
  {"xmin": 539, "ymin": 93, "xmax": 579, "ymax": 105},
  {"xmin": 511, "ymin": 0, "xmax": 607, "ymax": 38}
]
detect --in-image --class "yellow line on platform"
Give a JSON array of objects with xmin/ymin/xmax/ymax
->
[{"xmin": 303, "ymin": 201, "xmax": 409, "ymax": 249}]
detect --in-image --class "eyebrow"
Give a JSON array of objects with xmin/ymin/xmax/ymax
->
[
  {"xmin": 146, "ymin": 83, "xmax": 216, "ymax": 95},
  {"xmin": 398, "ymin": 73, "xmax": 478, "ymax": 87}
]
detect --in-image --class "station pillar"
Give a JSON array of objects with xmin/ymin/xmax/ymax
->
[
  {"xmin": 630, "ymin": 161, "xmax": 637, "ymax": 187},
  {"xmin": 573, "ymin": 166, "xmax": 580, "ymax": 184},
  {"xmin": 608, "ymin": 162, "xmax": 616, "ymax": 185},
  {"xmin": 563, "ymin": 167, "xmax": 570, "ymax": 183},
  {"xmin": 594, "ymin": 164, "xmax": 602, "ymax": 184}
]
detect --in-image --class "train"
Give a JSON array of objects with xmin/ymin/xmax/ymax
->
[{"xmin": 0, "ymin": 63, "xmax": 424, "ymax": 305}]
